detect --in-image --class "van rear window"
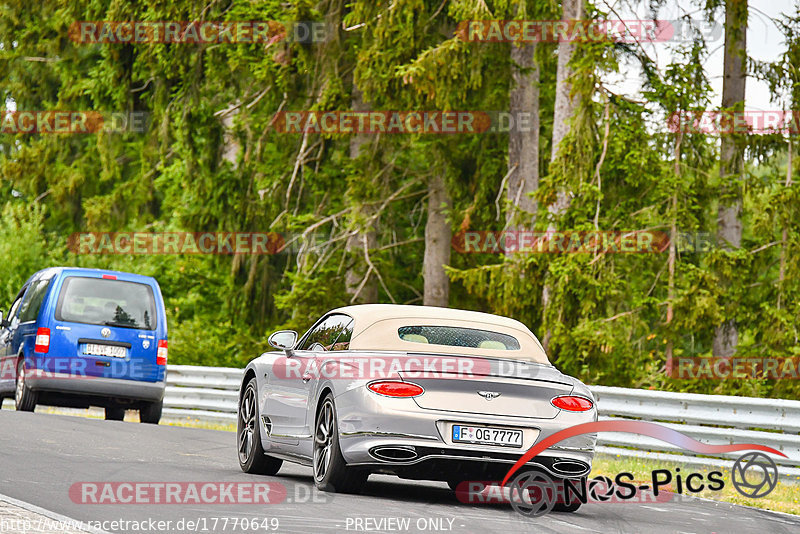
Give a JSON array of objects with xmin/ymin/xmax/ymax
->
[{"xmin": 55, "ymin": 277, "xmax": 157, "ymax": 330}]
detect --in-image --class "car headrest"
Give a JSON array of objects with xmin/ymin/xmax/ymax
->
[
  {"xmin": 478, "ymin": 340, "xmax": 506, "ymax": 350},
  {"xmin": 401, "ymin": 333, "xmax": 429, "ymax": 344}
]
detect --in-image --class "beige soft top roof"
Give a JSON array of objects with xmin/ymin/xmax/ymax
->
[{"xmin": 328, "ymin": 304, "xmax": 549, "ymax": 363}]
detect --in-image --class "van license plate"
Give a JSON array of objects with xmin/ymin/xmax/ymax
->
[{"xmin": 83, "ymin": 343, "xmax": 126, "ymax": 358}]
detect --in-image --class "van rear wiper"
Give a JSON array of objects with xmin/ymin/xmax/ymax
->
[{"xmin": 104, "ymin": 321, "xmax": 138, "ymax": 329}]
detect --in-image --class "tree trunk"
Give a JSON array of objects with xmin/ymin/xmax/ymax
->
[
  {"xmin": 778, "ymin": 137, "xmax": 793, "ymax": 310},
  {"xmin": 423, "ymin": 172, "xmax": 451, "ymax": 307},
  {"xmin": 550, "ymin": 0, "xmax": 583, "ymax": 163},
  {"xmin": 713, "ymin": 0, "xmax": 747, "ymax": 357},
  {"xmin": 546, "ymin": 0, "xmax": 583, "ymax": 221},
  {"xmin": 541, "ymin": 0, "xmax": 584, "ymax": 352},
  {"xmin": 666, "ymin": 134, "xmax": 682, "ymax": 376},
  {"xmin": 507, "ymin": 42, "xmax": 539, "ymax": 229},
  {"xmin": 218, "ymin": 101, "xmax": 241, "ymax": 168},
  {"xmin": 345, "ymin": 86, "xmax": 378, "ymax": 303}
]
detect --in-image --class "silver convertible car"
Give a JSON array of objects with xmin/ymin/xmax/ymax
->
[{"xmin": 236, "ymin": 304, "xmax": 596, "ymax": 507}]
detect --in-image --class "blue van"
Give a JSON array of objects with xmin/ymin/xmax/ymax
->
[{"xmin": 0, "ymin": 267, "xmax": 167, "ymax": 423}]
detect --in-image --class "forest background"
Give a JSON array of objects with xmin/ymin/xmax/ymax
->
[{"xmin": 1, "ymin": 0, "xmax": 798, "ymax": 399}]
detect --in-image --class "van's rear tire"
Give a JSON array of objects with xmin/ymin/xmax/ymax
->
[
  {"xmin": 15, "ymin": 359, "xmax": 37, "ymax": 412},
  {"xmin": 105, "ymin": 407, "xmax": 125, "ymax": 421},
  {"xmin": 140, "ymin": 400, "xmax": 162, "ymax": 424}
]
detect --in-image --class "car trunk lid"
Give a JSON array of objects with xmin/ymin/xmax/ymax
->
[{"xmin": 400, "ymin": 355, "xmax": 573, "ymax": 419}]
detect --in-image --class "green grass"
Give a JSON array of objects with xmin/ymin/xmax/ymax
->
[
  {"xmin": 161, "ymin": 418, "xmax": 236, "ymax": 432},
  {"xmin": 591, "ymin": 453, "xmax": 800, "ymax": 516}
]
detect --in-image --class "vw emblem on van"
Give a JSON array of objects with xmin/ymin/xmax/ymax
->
[
  {"xmin": 142, "ymin": 340, "xmax": 150, "ymax": 349},
  {"xmin": 101, "ymin": 327, "xmax": 111, "ymax": 338}
]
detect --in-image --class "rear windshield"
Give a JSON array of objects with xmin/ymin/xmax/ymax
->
[
  {"xmin": 397, "ymin": 326, "xmax": 520, "ymax": 350},
  {"xmin": 55, "ymin": 276, "xmax": 157, "ymax": 330}
]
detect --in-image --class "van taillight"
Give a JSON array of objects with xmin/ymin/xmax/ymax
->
[
  {"xmin": 34, "ymin": 328, "xmax": 50, "ymax": 353},
  {"xmin": 157, "ymin": 340, "xmax": 168, "ymax": 365}
]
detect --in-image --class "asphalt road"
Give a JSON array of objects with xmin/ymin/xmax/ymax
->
[{"xmin": 1, "ymin": 410, "xmax": 799, "ymax": 534}]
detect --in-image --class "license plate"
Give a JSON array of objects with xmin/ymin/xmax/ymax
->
[
  {"xmin": 452, "ymin": 425, "xmax": 523, "ymax": 448},
  {"xmin": 83, "ymin": 343, "xmax": 126, "ymax": 358}
]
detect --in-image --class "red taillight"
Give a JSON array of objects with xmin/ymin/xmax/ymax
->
[
  {"xmin": 157, "ymin": 340, "xmax": 168, "ymax": 365},
  {"xmin": 34, "ymin": 327, "xmax": 50, "ymax": 353},
  {"xmin": 102, "ymin": 274, "xmax": 117, "ymax": 280},
  {"xmin": 367, "ymin": 381, "xmax": 424, "ymax": 398},
  {"xmin": 551, "ymin": 395, "xmax": 594, "ymax": 412}
]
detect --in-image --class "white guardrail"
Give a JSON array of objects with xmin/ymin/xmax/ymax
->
[{"xmin": 163, "ymin": 365, "xmax": 800, "ymax": 479}]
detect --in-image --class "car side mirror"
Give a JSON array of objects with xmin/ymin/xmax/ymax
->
[
  {"xmin": 0, "ymin": 309, "xmax": 7, "ymax": 328},
  {"xmin": 268, "ymin": 330, "xmax": 298, "ymax": 356}
]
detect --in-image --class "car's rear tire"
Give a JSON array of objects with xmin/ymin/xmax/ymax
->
[
  {"xmin": 105, "ymin": 407, "xmax": 125, "ymax": 421},
  {"xmin": 553, "ymin": 478, "xmax": 583, "ymax": 513},
  {"xmin": 238, "ymin": 378, "xmax": 283, "ymax": 475},
  {"xmin": 15, "ymin": 359, "xmax": 37, "ymax": 412},
  {"xmin": 140, "ymin": 400, "xmax": 162, "ymax": 424},
  {"xmin": 313, "ymin": 394, "xmax": 367, "ymax": 494},
  {"xmin": 447, "ymin": 479, "xmax": 465, "ymax": 491},
  {"xmin": 553, "ymin": 497, "xmax": 583, "ymax": 512}
]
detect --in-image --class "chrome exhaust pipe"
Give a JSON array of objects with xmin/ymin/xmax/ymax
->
[
  {"xmin": 551, "ymin": 459, "xmax": 591, "ymax": 477},
  {"xmin": 369, "ymin": 446, "xmax": 418, "ymax": 462}
]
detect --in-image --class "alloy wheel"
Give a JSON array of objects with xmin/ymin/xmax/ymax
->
[
  {"xmin": 313, "ymin": 399, "xmax": 335, "ymax": 482},
  {"xmin": 238, "ymin": 384, "xmax": 257, "ymax": 464}
]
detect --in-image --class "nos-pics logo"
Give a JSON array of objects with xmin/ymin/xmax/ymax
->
[{"xmin": 501, "ymin": 421, "xmax": 784, "ymax": 518}]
